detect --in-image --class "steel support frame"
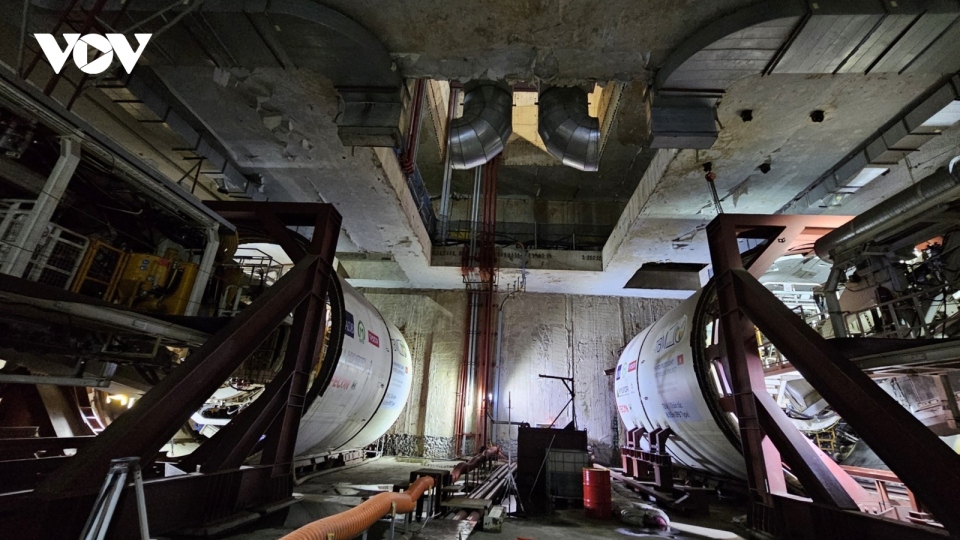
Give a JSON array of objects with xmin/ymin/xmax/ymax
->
[
  {"xmin": 0, "ymin": 136, "xmax": 80, "ymax": 277},
  {"xmin": 14, "ymin": 203, "xmax": 341, "ymax": 539},
  {"xmin": 706, "ymin": 213, "xmax": 959, "ymax": 538}
]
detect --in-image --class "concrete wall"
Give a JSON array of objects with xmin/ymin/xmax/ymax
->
[{"xmin": 360, "ymin": 288, "xmax": 681, "ymax": 462}]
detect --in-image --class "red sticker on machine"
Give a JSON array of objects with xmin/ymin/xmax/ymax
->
[
  {"xmin": 677, "ymin": 354, "xmax": 684, "ymax": 365},
  {"xmin": 628, "ymin": 360, "xmax": 637, "ymax": 372},
  {"xmin": 368, "ymin": 331, "xmax": 380, "ymax": 348}
]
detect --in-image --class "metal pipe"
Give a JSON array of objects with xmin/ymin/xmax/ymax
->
[
  {"xmin": 437, "ymin": 87, "xmax": 460, "ymax": 242},
  {"xmin": 0, "ymin": 373, "xmax": 111, "ymax": 387},
  {"xmin": 465, "ymin": 289, "xmax": 479, "ymax": 439},
  {"xmin": 448, "ymin": 81, "xmax": 512, "ymax": 170},
  {"xmin": 493, "ymin": 290, "xmax": 521, "ymax": 441},
  {"xmin": 0, "ymin": 290, "xmax": 209, "ymax": 345},
  {"xmin": 399, "ymin": 79, "xmax": 426, "ymax": 175},
  {"xmin": 450, "ymin": 445, "xmax": 500, "ymax": 483},
  {"xmin": 815, "ymin": 165, "xmax": 960, "ymax": 264},
  {"xmin": 469, "ymin": 166, "xmax": 482, "ymax": 262},
  {"xmin": 537, "ymin": 86, "xmax": 601, "ymax": 172},
  {"xmin": 823, "ymin": 266, "xmax": 847, "ymax": 338},
  {"xmin": 184, "ymin": 225, "xmax": 220, "ymax": 316}
]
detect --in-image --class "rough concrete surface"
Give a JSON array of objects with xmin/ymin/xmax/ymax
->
[
  {"xmin": 362, "ymin": 289, "xmax": 680, "ymax": 463},
  {"xmin": 318, "ymin": 0, "xmax": 757, "ymax": 83}
]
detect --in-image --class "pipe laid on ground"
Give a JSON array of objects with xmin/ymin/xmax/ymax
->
[
  {"xmin": 451, "ymin": 445, "xmax": 500, "ymax": 482},
  {"xmin": 453, "ymin": 461, "xmax": 516, "ymax": 521},
  {"xmin": 279, "ymin": 476, "xmax": 434, "ymax": 540}
]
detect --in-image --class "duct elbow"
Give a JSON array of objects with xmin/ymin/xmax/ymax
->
[
  {"xmin": 537, "ymin": 86, "xmax": 601, "ymax": 172},
  {"xmin": 448, "ymin": 81, "xmax": 513, "ymax": 169}
]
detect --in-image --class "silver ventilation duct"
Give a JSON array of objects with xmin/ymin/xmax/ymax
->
[
  {"xmin": 537, "ymin": 86, "xmax": 601, "ymax": 172},
  {"xmin": 448, "ymin": 81, "xmax": 513, "ymax": 170},
  {"xmin": 815, "ymin": 165, "xmax": 960, "ymax": 264}
]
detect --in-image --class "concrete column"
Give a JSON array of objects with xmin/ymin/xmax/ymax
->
[{"xmin": 0, "ymin": 136, "xmax": 80, "ymax": 277}]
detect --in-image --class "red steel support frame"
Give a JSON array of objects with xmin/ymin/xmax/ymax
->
[
  {"xmin": 707, "ymin": 214, "xmax": 958, "ymax": 538},
  {"xmin": 11, "ymin": 203, "xmax": 341, "ymax": 539}
]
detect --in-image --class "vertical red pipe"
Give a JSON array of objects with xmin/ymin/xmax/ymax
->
[
  {"xmin": 455, "ymin": 155, "xmax": 499, "ymax": 453},
  {"xmin": 399, "ymin": 79, "xmax": 426, "ymax": 175},
  {"xmin": 454, "ymin": 289, "xmax": 473, "ymax": 453},
  {"xmin": 475, "ymin": 156, "xmax": 499, "ymax": 447}
]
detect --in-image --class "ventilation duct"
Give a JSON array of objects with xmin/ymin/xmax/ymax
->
[
  {"xmin": 448, "ymin": 81, "xmax": 513, "ymax": 170},
  {"xmin": 814, "ymin": 165, "xmax": 960, "ymax": 264},
  {"xmin": 537, "ymin": 86, "xmax": 601, "ymax": 172}
]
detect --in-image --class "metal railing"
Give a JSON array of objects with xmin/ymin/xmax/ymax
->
[
  {"xmin": 395, "ymin": 149, "xmax": 437, "ymax": 237},
  {"xmin": 216, "ymin": 247, "xmax": 289, "ymax": 316},
  {"xmin": 0, "ymin": 199, "xmax": 89, "ymax": 289},
  {"xmin": 445, "ymin": 220, "xmax": 613, "ymax": 250},
  {"xmin": 840, "ymin": 286, "xmax": 960, "ymax": 339}
]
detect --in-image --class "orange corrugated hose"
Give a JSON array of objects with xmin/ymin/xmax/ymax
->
[{"xmin": 279, "ymin": 476, "xmax": 435, "ymax": 540}]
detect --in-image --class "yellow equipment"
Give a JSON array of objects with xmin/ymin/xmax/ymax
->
[{"xmin": 112, "ymin": 251, "xmax": 198, "ymax": 316}]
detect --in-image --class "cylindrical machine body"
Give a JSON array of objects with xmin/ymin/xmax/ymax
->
[
  {"xmin": 293, "ymin": 277, "xmax": 413, "ymax": 456},
  {"xmin": 582, "ymin": 467, "xmax": 612, "ymax": 519},
  {"xmin": 614, "ymin": 283, "xmax": 746, "ymax": 479}
]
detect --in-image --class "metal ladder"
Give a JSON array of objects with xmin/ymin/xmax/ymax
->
[{"xmin": 80, "ymin": 457, "xmax": 151, "ymax": 540}]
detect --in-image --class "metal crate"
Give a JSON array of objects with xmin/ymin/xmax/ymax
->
[{"xmin": 545, "ymin": 449, "xmax": 590, "ymax": 501}]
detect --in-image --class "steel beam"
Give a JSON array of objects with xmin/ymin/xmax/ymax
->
[
  {"xmin": 0, "ymin": 373, "xmax": 110, "ymax": 388},
  {"xmin": 774, "ymin": 495, "xmax": 950, "ymax": 540},
  {"xmin": 731, "ymin": 268, "xmax": 960, "ymax": 534},
  {"xmin": 753, "ymin": 392, "xmax": 859, "ymax": 509},
  {"xmin": 260, "ymin": 206, "xmax": 340, "ymax": 476},
  {"xmin": 181, "ymin": 368, "xmax": 292, "ymax": 473},
  {"xmin": 34, "ymin": 255, "xmax": 319, "ymax": 497},
  {"xmin": 707, "ymin": 215, "xmax": 782, "ymax": 512},
  {"xmin": 178, "ymin": 205, "xmax": 340, "ymax": 475},
  {"xmin": 34, "ymin": 204, "xmax": 341, "ymax": 501}
]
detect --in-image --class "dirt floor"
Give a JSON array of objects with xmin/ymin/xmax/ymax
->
[{"xmin": 187, "ymin": 457, "xmax": 751, "ymax": 540}]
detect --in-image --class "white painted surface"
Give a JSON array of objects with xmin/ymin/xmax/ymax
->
[
  {"xmin": 295, "ymin": 279, "xmax": 413, "ymax": 455},
  {"xmin": 615, "ymin": 289, "xmax": 746, "ymax": 478}
]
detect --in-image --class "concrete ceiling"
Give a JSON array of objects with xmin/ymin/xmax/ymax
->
[
  {"xmin": 317, "ymin": 0, "xmax": 757, "ymax": 83},
  {"xmin": 4, "ymin": 0, "xmax": 960, "ymax": 297},
  {"xmin": 605, "ymin": 72, "xmax": 949, "ymax": 271}
]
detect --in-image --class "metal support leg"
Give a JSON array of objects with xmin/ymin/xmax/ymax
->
[
  {"xmin": 390, "ymin": 502, "xmax": 397, "ymax": 540},
  {"xmin": 37, "ymin": 204, "xmax": 342, "ymax": 501},
  {"xmin": 707, "ymin": 218, "xmax": 779, "ymax": 512},
  {"xmin": 79, "ymin": 457, "xmax": 150, "ymax": 540},
  {"xmin": 731, "ymin": 267, "xmax": 960, "ymax": 534}
]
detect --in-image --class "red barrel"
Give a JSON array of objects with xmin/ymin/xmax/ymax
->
[{"xmin": 583, "ymin": 467, "xmax": 612, "ymax": 519}]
